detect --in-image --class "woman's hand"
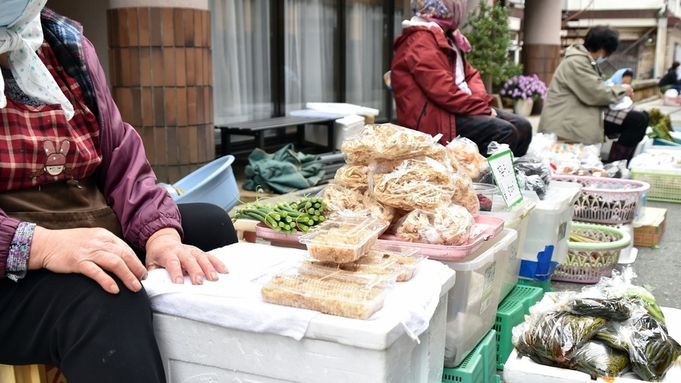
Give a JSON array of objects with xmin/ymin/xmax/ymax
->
[
  {"xmin": 144, "ymin": 228, "xmax": 228, "ymax": 285},
  {"xmin": 490, "ymin": 108, "xmax": 497, "ymax": 118},
  {"xmin": 29, "ymin": 226, "xmax": 148, "ymax": 294},
  {"xmin": 622, "ymin": 84, "xmax": 634, "ymax": 98}
]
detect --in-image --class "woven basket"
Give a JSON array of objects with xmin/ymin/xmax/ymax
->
[
  {"xmin": 552, "ymin": 175, "xmax": 650, "ymax": 224},
  {"xmin": 552, "ymin": 223, "xmax": 631, "ymax": 284}
]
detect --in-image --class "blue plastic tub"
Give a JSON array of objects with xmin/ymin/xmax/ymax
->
[{"xmin": 172, "ymin": 155, "xmax": 240, "ymax": 212}]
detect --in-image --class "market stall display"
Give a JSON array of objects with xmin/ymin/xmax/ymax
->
[{"xmin": 145, "ymin": 242, "xmax": 457, "ymax": 383}]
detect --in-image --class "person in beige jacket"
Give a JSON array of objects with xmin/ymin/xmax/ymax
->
[{"xmin": 539, "ymin": 25, "xmax": 648, "ymax": 162}]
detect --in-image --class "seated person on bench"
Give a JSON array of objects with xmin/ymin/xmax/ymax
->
[
  {"xmin": 0, "ymin": 2, "xmax": 237, "ymax": 382},
  {"xmin": 390, "ymin": 0, "xmax": 532, "ymax": 157}
]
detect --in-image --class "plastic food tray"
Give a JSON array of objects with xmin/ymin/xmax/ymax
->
[
  {"xmin": 298, "ymin": 216, "xmax": 388, "ymax": 263},
  {"xmin": 362, "ymin": 243, "xmax": 426, "ymax": 282},
  {"xmin": 255, "ymin": 215, "xmax": 504, "ymax": 262},
  {"xmin": 552, "ymin": 222, "xmax": 631, "ymax": 284},
  {"xmin": 253, "ymin": 261, "xmax": 393, "ymax": 320},
  {"xmin": 552, "ymin": 175, "xmax": 650, "ymax": 224}
]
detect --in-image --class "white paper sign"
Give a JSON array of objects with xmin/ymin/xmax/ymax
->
[{"xmin": 487, "ymin": 149, "xmax": 523, "ymax": 208}]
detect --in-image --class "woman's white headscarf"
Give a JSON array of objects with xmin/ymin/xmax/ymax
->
[{"xmin": 0, "ymin": 0, "xmax": 75, "ymax": 120}]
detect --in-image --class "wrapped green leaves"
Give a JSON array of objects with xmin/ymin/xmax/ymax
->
[{"xmin": 572, "ymin": 341, "xmax": 630, "ymax": 378}]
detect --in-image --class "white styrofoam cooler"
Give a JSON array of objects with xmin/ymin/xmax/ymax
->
[
  {"xmin": 522, "ymin": 181, "xmax": 582, "ymax": 265},
  {"xmin": 153, "ymin": 270, "xmax": 456, "ymax": 383},
  {"xmin": 503, "ymin": 307, "xmax": 681, "ymax": 383},
  {"xmin": 304, "ymin": 114, "xmax": 366, "ymax": 150},
  {"xmin": 440, "ymin": 228, "xmax": 518, "ymax": 368}
]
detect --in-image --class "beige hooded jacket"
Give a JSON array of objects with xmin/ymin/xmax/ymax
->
[{"xmin": 538, "ymin": 44, "xmax": 627, "ymax": 145}]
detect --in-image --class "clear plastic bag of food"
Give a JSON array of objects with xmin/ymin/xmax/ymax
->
[
  {"xmin": 445, "ymin": 136, "xmax": 490, "ymax": 181},
  {"xmin": 318, "ymin": 184, "xmax": 395, "ymax": 226},
  {"xmin": 334, "ymin": 164, "xmax": 370, "ymax": 193},
  {"xmin": 393, "ymin": 205, "xmax": 474, "ymax": 246},
  {"xmin": 372, "ymin": 157, "xmax": 456, "ymax": 211},
  {"xmin": 571, "ymin": 341, "xmax": 631, "ymax": 378},
  {"xmin": 341, "ymin": 123, "xmax": 441, "ymax": 165},
  {"xmin": 515, "ymin": 154, "xmax": 552, "ymax": 186}
]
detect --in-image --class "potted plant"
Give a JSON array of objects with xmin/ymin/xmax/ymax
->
[{"xmin": 499, "ymin": 74, "xmax": 548, "ymax": 117}]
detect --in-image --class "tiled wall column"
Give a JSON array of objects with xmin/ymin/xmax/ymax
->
[
  {"xmin": 107, "ymin": 5, "xmax": 213, "ymax": 183},
  {"xmin": 522, "ymin": 0, "xmax": 562, "ymax": 87}
]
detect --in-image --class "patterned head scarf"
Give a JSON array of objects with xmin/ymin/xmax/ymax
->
[
  {"xmin": 0, "ymin": 0, "xmax": 75, "ymax": 120},
  {"xmin": 411, "ymin": 0, "xmax": 471, "ymax": 52}
]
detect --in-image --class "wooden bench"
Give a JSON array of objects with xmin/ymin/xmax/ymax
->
[{"xmin": 217, "ymin": 116, "xmax": 337, "ymax": 157}]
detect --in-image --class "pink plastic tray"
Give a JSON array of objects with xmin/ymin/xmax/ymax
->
[{"xmin": 255, "ymin": 215, "xmax": 505, "ymax": 262}]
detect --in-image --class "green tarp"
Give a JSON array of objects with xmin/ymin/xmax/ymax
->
[{"xmin": 243, "ymin": 144, "xmax": 325, "ymax": 194}]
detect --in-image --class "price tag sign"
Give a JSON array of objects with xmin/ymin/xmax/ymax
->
[{"xmin": 487, "ymin": 149, "xmax": 523, "ymax": 209}]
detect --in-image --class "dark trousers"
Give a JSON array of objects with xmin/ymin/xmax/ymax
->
[
  {"xmin": 0, "ymin": 202, "xmax": 238, "ymax": 383},
  {"xmin": 455, "ymin": 108, "xmax": 533, "ymax": 157},
  {"xmin": 604, "ymin": 109, "xmax": 649, "ymax": 147}
]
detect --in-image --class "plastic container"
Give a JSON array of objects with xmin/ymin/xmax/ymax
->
[
  {"xmin": 552, "ymin": 175, "xmax": 650, "ymax": 224},
  {"xmin": 630, "ymin": 167, "xmax": 681, "ymax": 203},
  {"xmin": 441, "ymin": 228, "xmax": 517, "ymax": 367},
  {"xmin": 494, "ymin": 285, "xmax": 544, "ymax": 370},
  {"xmin": 442, "ymin": 329, "xmax": 497, "ymax": 383},
  {"xmin": 522, "ymin": 181, "xmax": 582, "ymax": 265},
  {"xmin": 299, "ymin": 216, "xmax": 388, "ymax": 263},
  {"xmin": 254, "ymin": 261, "xmax": 394, "ymax": 320},
  {"xmin": 378, "ymin": 215, "xmax": 505, "ymax": 261},
  {"xmin": 482, "ymin": 193, "xmax": 538, "ymax": 300},
  {"xmin": 473, "ymin": 183, "xmax": 499, "ymax": 212},
  {"xmin": 172, "ymin": 155, "xmax": 240, "ymax": 211},
  {"xmin": 362, "ymin": 243, "xmax": 425, "ymax": 282},
  {"xmin": 552, "ymin": 222, "xmax": 631, "ymax": 284},
  {"xmin": 474, "ymin": 229, "xmax": 520, "ymax": 302}
]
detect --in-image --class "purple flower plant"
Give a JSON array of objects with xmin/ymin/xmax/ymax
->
[{"xmin": 499, "ymin": 74, "xmax": 548, "ymax": 101}]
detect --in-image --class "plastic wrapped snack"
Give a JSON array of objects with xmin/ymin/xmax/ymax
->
[
  {"xmin": 361, "ymin": 243, "xmax": 425, "ymax": 282},
  {"xmin": 299, "ymin": 215, "xmax": 388, "ymax": 263},
  {"xmin": 341, "ymin": 123, "xmax": 440, "ymax": 165},
  {"xmin": 334, "ymin": 164, "xmax": 370, "ymax": 193},
  {"xmin": 445, "ymin": 136, "xmax": 490, "ymax": 181},
  {"xmin": 373, "ymin": 157, "xmax": 456, "ymax": 211},
  {"xmin": 257, "ymin": 263, "xmax": 390, "ymax": 319},
  {"xmin": 301, "ymin": 256, "xmax": 401, "ymax": 281},
  {"xmin": 393, "ymin": 205, "xmax": 474, "ymax": 246},
  {"xmin": 319, "ymin": 184, "xmax": 395, "ymax": 225}
]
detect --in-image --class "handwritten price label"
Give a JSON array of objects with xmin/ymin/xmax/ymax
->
[{"xmin": 487, "ymin": 149, "xmax": 523, "ymax": 208}]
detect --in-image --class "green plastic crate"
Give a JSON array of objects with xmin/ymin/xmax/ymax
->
[
  {"xmin": 495, "ymin": 375, "xmax": 501, "ymax": 383},
  {"xmin": 494, "ymin": 285, "xmax": 544, "ymax": 370},
  {"xmin": 442, "ymin": 329, "xmax": 496, "ymax": 383},
  {"xmin": 516, "ymin": 277, "xmax": 553, "ymax": 292}
]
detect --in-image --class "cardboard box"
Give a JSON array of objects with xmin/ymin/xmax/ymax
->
[{"xmin": 632, "ymin": 207, "xmax": 667, "ymax": 248}]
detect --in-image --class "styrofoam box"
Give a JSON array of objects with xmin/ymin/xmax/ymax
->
[
  {"xmin": 304, "ymin": 114, "xmax": 365, "ymax": 150},
  {"xmin": 440, "ymin": 228, "xmax": 518, "ymax": 368},
  {"xmin": 481, "ymin": 195, "xmax": 537, "ymax": 300},
  {"xmin": 153, "ymin": 273, "xmax": 456, "ymax": 383},
  {"xmin": 503, "ymin": 307, "xmax": 681, "ymax": 383},
  {"xmin": 522, "ymin": 181, "xmax": 581, "ymax": 265}
]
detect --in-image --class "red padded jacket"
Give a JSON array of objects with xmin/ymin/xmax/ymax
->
[{"xmin": 391, "ymin": 22, "xmax": 494, "ymax": 144}]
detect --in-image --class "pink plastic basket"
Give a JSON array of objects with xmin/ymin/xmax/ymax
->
[
  {"xmin": 552, "ymin": 222, "xmax": 630, "ymax": 284},
  {"xmin": 255, "ymin": 215, "xmax": 504, "ymax": 261},
  {"xmin": 552, "ymin": 175, "xmax": 650, "ymax": 224}
]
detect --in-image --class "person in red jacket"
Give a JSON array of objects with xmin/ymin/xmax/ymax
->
[{"xmin": 391, "ymin": 0, "xmax": 531, "ymax": 157}]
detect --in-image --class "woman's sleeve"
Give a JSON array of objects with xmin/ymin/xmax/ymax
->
[
  {"xmin": 564, "ymin": 60, "xmax": 626, "ymax": 106},
  {"xmin": 0, "ymin": 214, "xmax": 22, "ymax": 278},
  {"xmin": 83, "ymin": 37, "xmax": 183, "ymax": 251},
  {"xmin": 463, "ymin": 59, "xmax": 495, "ymax": 105},
  {"xmin": 403, "ymin": 34, "xmax": 491, "ymax": 116}
]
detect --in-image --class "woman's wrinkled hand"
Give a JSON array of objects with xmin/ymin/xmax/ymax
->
[
  {"xmin": 490, "ymin": 108, "xmax": 498, "ymax": 118},
  {"xmin": 29, "ymin": 226, "xmax": 148, "ymax": 294},
  {"xmin": 144, "ymin": 227, "xmax": 228, "ymax": 285}
]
